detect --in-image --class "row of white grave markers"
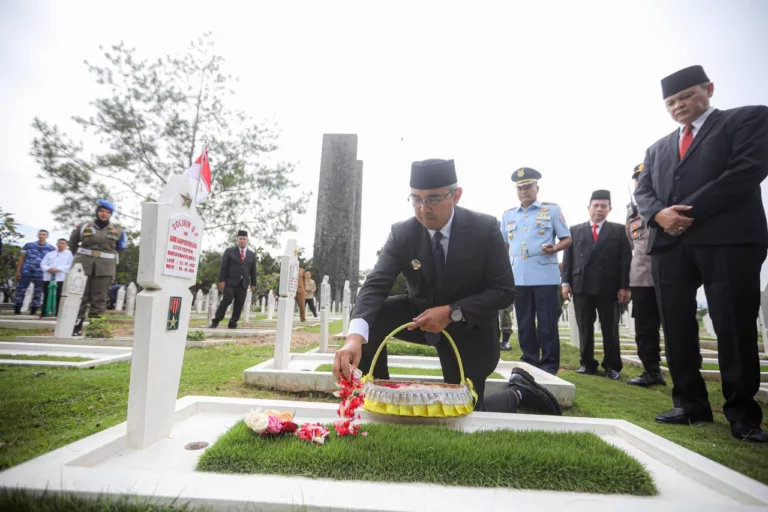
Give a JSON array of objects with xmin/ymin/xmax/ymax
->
[
  {"xmin": 319, "ymin": 275, "xmax": 330, "ymax": 352},
  {"xmin": 195, "ymin": 289, "xmax": 204, "ymax": 313},
  {"xmin": 126, "ymin": 282, "xmax": 137, "ymax": 316},
  {"xmin": 273, "ymin": 239, "xmax": 299, "ymax": 370},
  {"xmin": 207, "ymin": 284, "xmax": 218, "ymax": 326}
]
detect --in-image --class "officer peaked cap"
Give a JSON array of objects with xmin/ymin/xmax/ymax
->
[
  {"xmin": 410, "ymin": 159, "xmax": 457, "ymax": 189},
  {"xmin": 661, "ymin": 65, "xmax": 709, "ymax": 99},
  {"xmin": 511, "ymin": 167, "xmax": 541, "ymax": 187}
]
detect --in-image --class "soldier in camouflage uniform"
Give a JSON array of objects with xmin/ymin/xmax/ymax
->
[
  {"xmin": 69, "ymin": 200, "xmax": 128, "ymax": 336},
  {"xmin": 14, "ymin": 229, "xmax": 55, "ymax": 315},
  {"xmin": 626, "ymin": 164, "xmax": 665, "ymax": 387}
]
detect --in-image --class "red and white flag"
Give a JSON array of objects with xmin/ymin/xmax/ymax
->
[{"xmin": 184, "ymin": 147, "xmax": 213, "ymax": 203}]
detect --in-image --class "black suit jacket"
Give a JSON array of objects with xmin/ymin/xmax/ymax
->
[
  {"xmin": 561, "ymin": 221, "xmax": 631, "ymax": 297},
  {"xmin": 352, "ymin": 206, "xmax": 515, "ymax": 375},
  {"xmin": 218, "ymin": 246, "xmax": 258, "ymax": 289},
  {"xmin": 635, "ymin": 106, "xmax": 768, "ymax": 252}
]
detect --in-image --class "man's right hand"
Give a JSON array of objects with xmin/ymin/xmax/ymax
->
[
  {"xmin": 218, "ymin": 281, "xmax": 225, "ymax": 292},
  {"xmin": 332, "ymin": 334, "xmax": 364, "ymax": 381},
  {"xmin": 15, "ymin": 271, "xmax": 21, "ymax": 281},
  {"xmin": 654, "ymin": 205, "xmax": 694, "ymax": 235},
  {"xmin": 561, "ymin": 284, "xmax": 572, "ymax": 301}
]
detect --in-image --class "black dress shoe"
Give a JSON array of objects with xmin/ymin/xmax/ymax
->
[
  {"xmin": 499, "ymin": 341, "xmax": 511, "ymax": 351},
  {"xmin": 628, "ymin": 371, "xmax": 666, "ymax": 387},
  {"xmin": 605, "ymin": 369, "xmax": 621, "ymax": 380},
  {"xmin": 508, "ymin": 368, "xmax": 562, "ymax": 416},
  {"xmin": 13, "ymin": 307, "xmax": 21, "ymax": 315},
  {"xmin": 208, "ymin": 322, "xmax": 219, "ymax": 329},
  {"xmin": 575, "ymin": 366, "xmax": 597, "ymax": 375},
  {"xmin": 730, "ymin": 422, "xmax": 768, "ymax": 443},
  {"xmin": 655, "ymin": 407, "xmax": 713, "ymax": 425},
  {"xmin": 227, "ymin": 324, "xmax": 237, "ymax": 329}
]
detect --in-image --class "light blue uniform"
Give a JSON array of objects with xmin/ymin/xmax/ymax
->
[{"xmin": 501, "ymin": 200, "xmax": 570, "ymax": 286}]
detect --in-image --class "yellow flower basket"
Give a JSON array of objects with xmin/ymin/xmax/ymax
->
[{"xmin": 362, "ymin": 323, "xmax": 478, "ymax": 419}]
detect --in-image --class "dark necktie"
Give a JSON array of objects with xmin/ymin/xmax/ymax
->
[
  {"xmin": 679, "ymin": 123, "xmax": 693, "ymax": 159},
  {"xmin": 424, "ymin": 231, "xmax": 446, "ymax": 347}
]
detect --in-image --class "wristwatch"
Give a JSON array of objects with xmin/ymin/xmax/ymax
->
[{"xmin": 449, "ymin": 304, "xmax": 464, "ymax": 323}]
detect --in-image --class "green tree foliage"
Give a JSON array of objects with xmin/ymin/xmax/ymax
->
[
  {"xmin": 0, "ymin": 209, "xmax": 22, "ymax": 300},
  {"xmin": 30, "ymin": 35, "xmax": 308, "ymax": 246}
]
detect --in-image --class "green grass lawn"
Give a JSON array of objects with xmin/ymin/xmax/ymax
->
[
  {"xmin": 299, "ymin": 320, "xmax": 342, "ymax": 334},
  {"xmin": 0, "ymin": 354, "xmax": 91, "ymax": 362},
  {"xmin": 0, "ymin": 490, "xmax": 211, "ymax": 512},
  {"xmin": 197, "ymin": 422, "xmax": 656, "ymax": 495},
  {"xmin": 314, "ymin": 363, "xmax": 505, "ymax": 380}
]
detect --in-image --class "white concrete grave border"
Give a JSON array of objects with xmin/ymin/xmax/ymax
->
[
  {"xmin": 244, "ymin": 352, "xmax": 576, "ymax": 407},
  {"xmin": 1, "ymin": 396, "xmax": 767, "ymax": 511},
  {"xmin": 0, "ymin": 341, "xmax": 131, "ymax": 368}
]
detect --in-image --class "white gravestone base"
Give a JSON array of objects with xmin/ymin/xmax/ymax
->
[{"xmin": 53, "ymin": 264, "xmax": 88, "ymax": 339}]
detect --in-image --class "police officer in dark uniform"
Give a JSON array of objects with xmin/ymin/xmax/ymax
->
[
  {"xmin": 70, "ymin": 200, "xmax": 127, "ymax": 335},
  {"xmin": 626, "ymin": 164, "xmax": 665, "ymax": 387}
]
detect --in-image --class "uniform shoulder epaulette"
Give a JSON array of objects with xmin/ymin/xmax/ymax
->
[
  {"xmin": 541, "ymin": 202, "xmax": 558, "ymax": 206},
  {"xmin": 503, "ymin": 206, "xmax": 518, "ymax": 214}
]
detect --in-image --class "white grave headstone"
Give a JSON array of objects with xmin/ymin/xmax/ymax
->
[
  {"xmin": 274, "ymin": 240, "xmax": 299, "ymax": 369},
  {"xmin": 332, "ymin": 301, "xmax": 336, "ymax": 315},
  {"xmin": 267, "ymin": 290, "xmax": 275, "ymax": 321},
  {"xmin": 319, "ymin": 275, "xmax": 331, "ymax": 352},
  {"xmin": 244, "ymin": 288, "xmax": 252, "ymax": 322},
  {"xmin": 115, "ymin": 285, "xmax": 126, "ymax": 311},
  {"xmin": 594, "ymin": 317, "xmax": 601, "ymax": 334},
  {"xmin": 0, "ymin": 290, "xmax": 5, "ymax": 303},
  {"xmin": 341, "ymin": 280, "xmax": 351, "ymax": 335},
  {"xmin": 703, "ymin": 313, "xmax": 716, "ymax": 337},
  {"xmin": 626, "ymin": 301, "xmax": 635, "ymax": 336},
  {"xmin": 207, "ymin": 284, "xmax": 218, "ymax": 326},
  {"xmin": 127, "ymin": 174, "xmax": 203, "ymax": 449},
  {"xmin": 21, "ymin": 282, "xmax": 34, "ymax": 313},
  {"xmin": 567, "ymin": 301, "xmax": 580, "ymax": 349},
  {"xmin": 54, "ymin": 264, "xmax": 88, "ymax": 338},
  {"xmin": 125, "ymin": 282, "xmax": 137, "ymax": 317},
  {"xmin": 260, "ymin": 297, "xmax": 265, "ymax": 313},
  {"xmin": 195, "ymin": 289, "xmax": 204, "ymax": 313}
]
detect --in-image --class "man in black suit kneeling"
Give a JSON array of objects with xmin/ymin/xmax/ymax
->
[
  {"xmin": 332, "ymin": 159, "xmax": 561, "ymax": 415},
  {"xmin": 210, "ymin": 230, "xmax": 257, "ymax": 329}
]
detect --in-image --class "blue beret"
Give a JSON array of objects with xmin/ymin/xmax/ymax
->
[{"xmin": 96, "ymin": 199, "xmax": 115, "ymax": 212}]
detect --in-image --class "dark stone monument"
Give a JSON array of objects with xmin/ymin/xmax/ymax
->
[{"xmin": 313, "ymin": 134, "xmax": 363, "ymax": 303}]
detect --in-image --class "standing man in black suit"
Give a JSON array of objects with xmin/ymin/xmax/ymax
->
[
  {"xmin": 332, "ymin": 159, "xmax": 562, "ymax": 415},
  {"xmin": 561, "ymin": 190, "xmax": 632, "ymax": 380},
  {"xmin": 635, "ymin": 65, "xmax": 768, "ymax": 442},
  {"xmin": 210, "ymin": 230, "xmax": 258, "ymax": 329}
]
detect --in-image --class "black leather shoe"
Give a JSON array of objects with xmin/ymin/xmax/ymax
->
[
  {"xmin": 605, "ymin": 369, "xmax": 621, "ymax": 380},
  {"xmin": 655, "ymin": 408, "xmax": 713, "ymax": 425},
  {"xmin": 575, "ymin": 366, "xmax": 597, "ymax": 375},
  {"xmin": 208, "ymin": 322, "xmax": 218, "ymax": 329},
  {"xmin": 72, "ymin": 318, "xmax": 84, "ymax": 337},
  {"xmin": 500, "ymin": 341, "xmax": 511, "ymax": 351},
  {"xmin": 228, "ymin": 324, "xmax": 237, "ymax": 329},
  {"xmin": 30, "ymin": 307, "xmax": 38, "ymax": 315},
  {"xmin": 13, "ymin": 307, "xmax": 21, "ymax": 315},
  {"xmin": 628, "ymin": 371, "xmax": 666, "ymax": 387},
  {"xmin": 731, "ymin": 422, "xmax": 768, "ymax": 443},
  {"xmin": 508, "ymin": 368, "xmax": 562, "ymax": 416}
]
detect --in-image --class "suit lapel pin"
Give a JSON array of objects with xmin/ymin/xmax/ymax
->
[{"xmin": 411, "ymin": 259, "xmax": 421, "ymax": 270}]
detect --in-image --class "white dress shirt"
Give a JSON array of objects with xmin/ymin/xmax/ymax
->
[
  {"xmin": 679, "ymin": 106, "xmax": 715, "ymax": 139},
  {"xmin": 348, "ymin": 209, "xmax": 456, "ymax": 342},
  {"xmin": 40, "ymin": 249, "xmax": 74, "ymax": 282}
]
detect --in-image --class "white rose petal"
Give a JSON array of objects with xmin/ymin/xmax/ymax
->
[
  {"xmin": 312, "ymin": 436, "xmax": 325, "ymax": 445},
  {"xmin": 243, "ymin": 409, "xmax": 270, "ymax": 434}
]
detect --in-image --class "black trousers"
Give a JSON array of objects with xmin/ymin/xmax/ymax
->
[
  {"xmin": 358, "ymin": 295, "xmax": 494, "ymax": 402},
  {"xmin": 652, "ymin": 242, "xmax": 765, "ymax": 424},
  {"xmin": 39, "ymin": 281, "xmax": 63, "ymax": 317},
  {"xmin": 306, "ymin": 298, "xmax": 318, "ymax": 318},
  {"xmin": 630, "ymin": 286, "xmax": 662, "ymax": 370},
  {"xmin": 214, "ymin": 285, "xmax": 248, "ymax": 327},
  {"xmin": 573, "ymin": 293, "xmax": 623, "ymax": 372}
]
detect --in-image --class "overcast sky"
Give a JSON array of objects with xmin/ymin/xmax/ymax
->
[{"xmin": 3, "ymin": 0, "xmax": 768, "ymax": 290}]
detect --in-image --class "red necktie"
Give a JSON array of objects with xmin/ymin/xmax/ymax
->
[
  {"xmin": 679, "ymin": 123, "xmax": 693, "ymax": 159},
  {"xmin": 592, "ymin": 223, "xmax": 599, "ymax": 242},
  {"xmin": 240, "ymin": 249, "xmax": 245, "ymax": 262}
]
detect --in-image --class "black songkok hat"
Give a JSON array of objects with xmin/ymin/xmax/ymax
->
[
  {"xmin": 237, "ymin": 230, "xmax": 248, "ymax": 237},
  {"xmin": 661, "ymin": 65, "xmax": 709, "ymax": 99},
  {"xmin": 410, "ymin": 159, "xmax": 457, "ymax": 189},
  {"xmin": 590, "ymin": 190, "xmax": 611, "ymax": 202}
]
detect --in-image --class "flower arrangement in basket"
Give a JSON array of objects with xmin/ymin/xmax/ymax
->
[{"xmin": 362, "ymin": 322, "xmax": 478, "ymax": 418}]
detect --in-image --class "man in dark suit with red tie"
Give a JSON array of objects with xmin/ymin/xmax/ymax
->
[
  {"xmin": 210, "ymin": 230, "xmax": 258, "ymax": 329},
  {"xmin": 635, "ymin": 65, "xmax": 768, "ymax": 442},
  {"xmin": 561, "ymin": 190, "xmax": 632, "ymax": 380}
]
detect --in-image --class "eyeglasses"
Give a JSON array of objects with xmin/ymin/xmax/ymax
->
[{"xmin": 408, "ymin": 191, "xmax": 453, "ymax": 207}]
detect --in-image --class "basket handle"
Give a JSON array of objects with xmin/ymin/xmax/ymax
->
[{"xmin": 364, "ymin": 322, "xmax": 468, "ymax": 385}]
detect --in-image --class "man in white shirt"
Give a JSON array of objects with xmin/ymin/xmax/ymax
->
[{"xmin": 39, "ymin": 238, "xmax": 74, "ymax": 317}]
